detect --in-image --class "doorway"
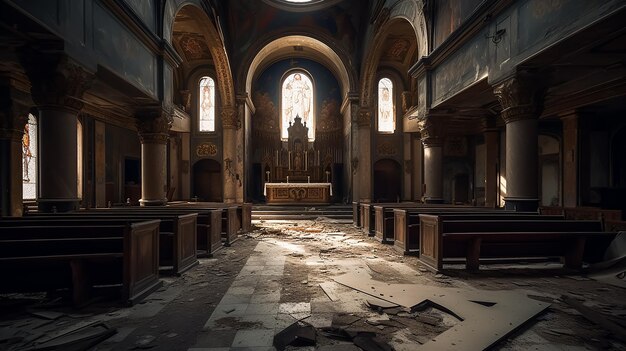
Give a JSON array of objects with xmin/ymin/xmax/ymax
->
[{"xmin": 192, "ymin": 159, "xmax": 222, "ymax": 202}]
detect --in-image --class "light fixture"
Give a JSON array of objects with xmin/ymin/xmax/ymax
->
[{"xmin": 486, "ymin": 28, "xmax": 506, "ymax": 44}]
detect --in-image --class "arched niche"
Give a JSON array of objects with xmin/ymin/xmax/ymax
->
[{"xmin": 192, "ymin": 159, "xmax": 222, "ymax": 202}]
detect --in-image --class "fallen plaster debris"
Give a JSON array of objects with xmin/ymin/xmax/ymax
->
[
  {"xmin": 560, "ymin": 294, "xmax": 626, "ymax": 343},
  {"xmin": 333, "ymin": 272, "xmax": 550, "ymax": 350},
  {"xmin": 273, "ymin": 321, "xmax": 316, "ymax": 351}
]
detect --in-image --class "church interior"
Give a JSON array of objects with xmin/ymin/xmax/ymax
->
[{"xmin": 1, "ymin": 0, "xmax": 625, "ymax": 350}]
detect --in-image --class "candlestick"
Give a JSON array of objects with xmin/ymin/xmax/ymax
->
[
  {"xmin": 266, "ymin": 170, "xmax": 270, "ymax": 182},
  {"xmin": 325, "ymin": 171, "xmax": 330, "ymax": 183},
  {"xmin": 287, "ymin": 176, "xmax": 289, "ymax": 183},
  {"xmin": 307, "ymin": 176, "xmax": 310, "ymax": 183}
]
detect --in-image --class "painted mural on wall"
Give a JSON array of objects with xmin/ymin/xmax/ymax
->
[
  {"xmin": 94, "ymin": 3, "xmax": 156, "ymax": 96},
  {"xmin": 227, "ymin": 0, "xmax": 364, "ymax": 65},
  {"xmin": 434, "ymin": 0, "xmax": 483, "ymax": 48},
  {"xmin": 433, "ymin": 27, "xmax": 488, "ymax": 105},
  {"xmin": 124, "ymin": 0, "xmax": 155, "ymax": 32},
  {"xmin": 518, "ymin": 0, "xmax": 611, "ymax": 52},
  {"xmin": 252, "ymin": 58, "xmax": 342, "ymax": 136}
]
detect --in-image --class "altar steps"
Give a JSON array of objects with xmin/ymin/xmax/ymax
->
[{"xmin": 252, "ymin": 205, "xmax": 352, "ymax": 221}]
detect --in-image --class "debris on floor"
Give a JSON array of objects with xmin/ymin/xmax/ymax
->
[
  {"xmin": 273, "ymin": 320, "xmax": 317, "ymax": 351},
  {"xmin": 334, "ymin": 271, "xmax": 551, "ymax": 350}
]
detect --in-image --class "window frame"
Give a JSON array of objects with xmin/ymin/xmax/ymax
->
[
  {"xmin": 377, "ymin": 77, "xmax": 396, "ymax": 134},
  {"xmin": 198, "ymin": 75, "xmax": 216, "ymax": 133},
  {"xmin": 280, "ymin": 70, "xmax": 316, "ymax": 141}
]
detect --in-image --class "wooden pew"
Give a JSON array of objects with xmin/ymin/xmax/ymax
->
[
  {"xmin": 393, "ymin": 209, "xmax": 560, "ymax": 255},
  {"xmin": 0, "ymin": 221, "xmax": 162, "ymax": 305},
  {"xmin": 167, "ymin": 203, "xmax": 244, "ymax": 245},
  {"xmin": 418, "ymin": 215, "xmax": 612, "ymax": 272},
  {"xmin": 16, "ymin": 213, "xmax": 198, "ymax": 275},
  {"xmin": 540, "ymin": 206, "xmax": 623, "ymax": 223},
  {"xmin": 75, "ymin": 207, "xmax": 223, "ymax": 256}
]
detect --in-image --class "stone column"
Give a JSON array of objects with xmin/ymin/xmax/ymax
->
[
  {"xmin": 484, "ymin": 128, "xmax": 499, "ymax": 207},
  {"xmin": 0, "ymin": 81, "xmax": 29, "ymax": 217},
  {"xmin": 357, "ymin": 107, "xmax": 372, "ymax": 202},
  {"xmin": 25, "ymin": 58, "xmax": 93, "ymax": 212},
  {"xmin": 222, "ymin": 106, "xmax": 238, "ymax": 203},
  {"xmin": 411, "ymin": 133, "xmax": 423, "ymax": 201},
  {"xmin": 493, "ymin": 72, "xmax": 544, "ymax": 211},
  {"xmin": 137, "ymin": 111, "xmax": 171, "ymax": 206},
  {"xmin": 421, "ymin": 118, "xmax": 444, "ymax": 203},
  {"xmin": 561, "ymin": 112, "xmax": 578, "ymax": 207}
]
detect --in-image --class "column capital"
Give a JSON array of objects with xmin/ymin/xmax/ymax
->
[
  {"xmin": 136, "ymin": 109, "xmax": 172, "ymax": 144},
  {"xmin": 493, "ymin": 70, "xmax": 546, "ymax": 124},
  {"xmin": 23, "ymin": 55, "xmax": 94, "ymax": 112},
  {"xmin": 418, "ymin": 115, "xmax": 444, "ymax": 147},
  {"xmin": 221, "ymin": 106, "xmax": 238, "ymax": 129},
  {"xmin": 356, "ymin": 106, "xmax": 371, "ymax": 128}
]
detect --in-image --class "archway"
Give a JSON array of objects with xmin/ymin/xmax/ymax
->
[
  {"xmin": 192, "ymin": 159, "xmax": 222, "ymax": 202},
  {"xmin": 373, "ymin": 159, "xmax": 401, "ymax": 202},
  {"xmin": 242, "ymin": 35, "xmax": 354, "ymax": 202}
]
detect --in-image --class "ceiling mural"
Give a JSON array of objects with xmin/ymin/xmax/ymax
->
[
  {"xmin": 380, "ymin": 36, "xmax": 416, "ymax": 65},
  {"xmin": 173, "ymin": 32, "xmax": 213, "ymax": 61},
  {"xmin": 226, "ymin": 0, "xmax": 366, "ymax": 66}
]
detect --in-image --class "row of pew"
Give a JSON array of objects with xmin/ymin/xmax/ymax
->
[
  {"xmin": 0, "ymin": 203, "xmax": 252, "ymax": 306},
  {"xmin": 353, "ymin": 202, "xmax": 622, "ymax": 272}
]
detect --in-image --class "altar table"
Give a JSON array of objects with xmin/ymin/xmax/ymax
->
[{"xmin": 264, "ymin": 182, "xmax": 332, "ymax": 204}]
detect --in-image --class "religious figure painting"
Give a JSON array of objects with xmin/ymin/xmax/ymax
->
[
  {"xmin": 282, "ymin": 72, "xmax": 314, "ymax": 140},
  {"xmin": 378, "ymin": 78, "xmax": 395, "ymax": 133},
  {"xmin": 199, "ymin": 76, "xmax": 215, "ymax": 132}
]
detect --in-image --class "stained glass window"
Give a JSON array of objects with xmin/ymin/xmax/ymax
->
[
  {"xmin": 22, "ymin": 114, "xmax": 37, "ymax": 199},
  {"xmin": 282, "ymin": 72, "xmax": 314, "ymax": 140},
  {"xmin": 378, "ymin": 78, "xmax": 395, "ymax": 133},
  {"xmin": 198, "ymin": 76, "xmax": 215, "ymax": 132}
]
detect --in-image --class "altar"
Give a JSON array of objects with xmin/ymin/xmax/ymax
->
[{"xmin": 264, "ymin": 182, "xmax": 332, "ymax": 204}]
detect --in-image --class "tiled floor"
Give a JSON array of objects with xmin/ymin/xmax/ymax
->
[{"xmin": 194, "ymin": 241, "xmax": 305, "ymax": 350}]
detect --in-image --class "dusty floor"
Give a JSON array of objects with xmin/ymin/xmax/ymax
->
[{"xmin": 1, "ymin": 219, "xmax": 625, "ymax": 350}]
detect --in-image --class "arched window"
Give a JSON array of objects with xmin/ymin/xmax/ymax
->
[
  {"xmin": 378, "ymin": 78, "xmax": 395, "ymax": 133},
  {"xmin": 282, "ymin": 72, "xmax": 315, "ymax": 141},
  {"xmin": 22, "ymin": 113, "xmax": 37, "ymax": 199},
  {"xmin": 198, "ymin": 76, "xmax": 215, "ymax": 132}
]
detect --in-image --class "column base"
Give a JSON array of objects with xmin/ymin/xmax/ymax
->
[
  {"xmin": 424, "ymin": 197, "xmax": 444, "ymax": 204},
  {"xmin": 38, "ymin": 198, "xmax": 81, "ymax": 213},
  {"xmin": 504, "ymin": 197, "xmax": 538, "ymax": 212},
  {"xmin": 140, "ymin": 198, "xmax": 168, "ymax": 206}
]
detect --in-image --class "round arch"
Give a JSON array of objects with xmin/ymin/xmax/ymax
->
[
  {"xmin": 359, "ymin": 7, "xmax": 428, "ymax": 110},
  {"xmin": 167, "ymin": 1, "xmax": 236, "ymax": 111},
  {"xmin": 241, "ymin": 34, "xmax": 355, "ymax": 99}
]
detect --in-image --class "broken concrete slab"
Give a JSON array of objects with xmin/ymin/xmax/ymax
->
[
  {"xmin": 273, "ymin": 321, "xmax": 317, "ymax": 351},
  {"xmin": 334, "ymin": 272, "xmax": 550, "ymax": 350}
]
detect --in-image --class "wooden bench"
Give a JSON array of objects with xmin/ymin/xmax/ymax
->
[
  {"xmin": 418, "ymin": 215, "xmax": 611, "ymax": 271},
  {"xmin": 393, "ymin": 210, "xmax": 560, "ymax": 255},
  {"xmin": 540, "ymin": 206, "xmax": 623, "ymax": 223},
  {"xmin": 16, "ymin": 212, "xmax": 198, "ymax": 275},
  {"xmin": 75, "ymin": 207, "xmax": 224, "ymax": 256},
  {"xmin": 0, "ymin": 221, "xmax": 162, "ymax": 305},
  {"xmin": 168, "ymin": 203, "xmax": 245, "ymax": 245}
]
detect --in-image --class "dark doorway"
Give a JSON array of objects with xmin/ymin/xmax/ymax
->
[
  {"xmin": 124, "ymin": 158, "xmax": 140, "ymax": 205},
  {"xmin": 193, "ymin": 159, "xmax": 222, "ymax": 202},
  {"xmin": 373, "ymin": 159, "xmax": 401, "ymax": 202}
]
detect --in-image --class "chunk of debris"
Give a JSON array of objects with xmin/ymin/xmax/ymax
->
[
  {"xmin": 417, "ymin": 313, "xmax": 443, "ymax": 326},
  {"xmin": 31, "ymin": 321, "xmax": 116, "ymax": 350},
  {"xmin": 353, "ymin": 334, "xmax": 394, "ymax": 351},
  {"xmin": 273, "ymin": 321, "xmax": 316, "ymax": 351}
]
